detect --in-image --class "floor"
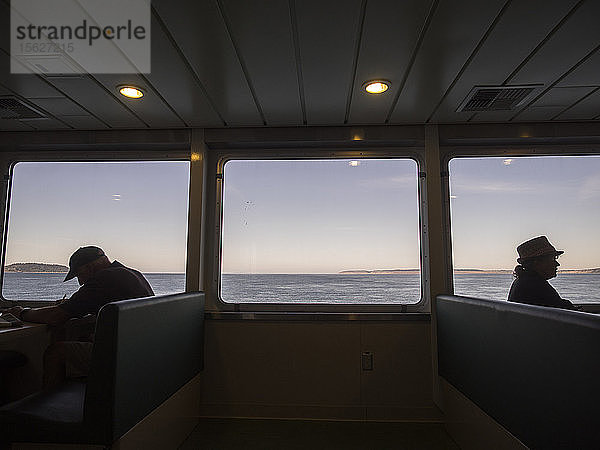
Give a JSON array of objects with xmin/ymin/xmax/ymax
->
[{"xmin": 179, "ymin": 418, "xmax": 460, "ymax": 450}]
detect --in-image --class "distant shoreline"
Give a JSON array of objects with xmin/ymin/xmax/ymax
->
[
  {"xmin": 339, "ymin": 268, "xmax": 600, "ymax": 275},
  {"xmin": 4, "ymin": 271, "xmax": 68, "ymax": 274},
  {"xmin": 4, "ymin": 263, "xmax": 68, "ymax": 273},
  {"xmin": 4, "ymin": 262, "xmax": 599, "ymax": 275},
  {"xmin": 4, "ymin": 263, "xmax": 185, "ymax": 274},
  {"xmin": 5, "ymin": 269, "xmax": 184, "ymax": 275}
]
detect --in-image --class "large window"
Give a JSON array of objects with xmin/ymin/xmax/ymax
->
[
  {"xmin": 449, "ymin": 155, "xmax": 600, "ymax": 304},
  {"xmin": 220, "ymin": 158, "xmax": 421, "ymax": 304},
  {"xmin": 2, "ymin": 161, "xmax": 190, "ymax": 301}
]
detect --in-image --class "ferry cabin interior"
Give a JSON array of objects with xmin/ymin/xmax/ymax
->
[{"xmin": 0, "ymin": 0, "xmax": 599, "ymax": 448}]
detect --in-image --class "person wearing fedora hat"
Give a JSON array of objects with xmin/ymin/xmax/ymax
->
[
  {"xmin": 6, "ymin": 245, "xmax": 154, "ymax": 388},
  {"xmin": 508, "ymin": 236, "xmax": 576, "ymax": 310}
]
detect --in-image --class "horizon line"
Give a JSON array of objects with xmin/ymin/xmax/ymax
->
[{"xmin": 222, "ymin": 267, "xmax": 599, "ymax": 274}]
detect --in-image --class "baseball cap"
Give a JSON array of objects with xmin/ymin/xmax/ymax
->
[{"xmin": 64, "ymin": 246, "xmax": 105, "ymax": 282}]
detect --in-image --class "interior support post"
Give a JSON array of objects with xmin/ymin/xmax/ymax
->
[
  {"xmin": 185, "ymin": 129, "xmax": 207, "ymax": 293},
  {"xmin": 424, "ymin": 124, "xmax": 445, "ymax": 408}
]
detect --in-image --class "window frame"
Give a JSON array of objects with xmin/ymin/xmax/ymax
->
[
  {"xmin": 0, "ymin": 150, "xmax": 191, "ymax": 307},
  {"xmin": 442, "ymin": 144, "xmax": 600, "ymax": 311},
  {"xmin": 206, "ymin": 147, "xmax": 430, "ymax": 313}
]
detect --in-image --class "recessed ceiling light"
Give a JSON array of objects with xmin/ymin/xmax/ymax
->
[
  {"xmin": 118, "ymin": 85, "xmax": 144, "ymax": 99},
  {"xmin": 363, "ymin": 80, "xmax": 390, "ymax": 94}
]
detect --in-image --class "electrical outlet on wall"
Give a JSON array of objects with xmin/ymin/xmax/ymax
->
[{"xmin": 361, "ymin": 352, "xmax": 373, "ymax": 371}]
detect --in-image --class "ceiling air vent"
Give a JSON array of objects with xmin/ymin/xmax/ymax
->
[
  {"xmin": 457, "ymin": 85, "xmax": 542, "ymax": 112},
  {"xmin": 0, "ymin": 97, "xmax": 45, "ymax": 120}
]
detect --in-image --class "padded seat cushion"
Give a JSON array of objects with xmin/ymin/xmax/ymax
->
[
  {"xmin": 0, "ymin": 381, "xmax": 86, "ymax": 443},
  {"xmin": 0, "ymin": 350, "xmax": 27, "ymax": 369}
]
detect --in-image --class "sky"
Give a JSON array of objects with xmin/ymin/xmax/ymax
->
[
  {"xmin": 3, "ymin": 156, "xmax": 599, "ymax": 275},
  {"xmin": 5, "ymin": 161, "xmax": 190, "ymax": 272},
  {"xmin": 450, "ymin": 156, "xmax": 600, "ymax": 270},
  {"xmin": 222, "ymin": 159, "xmax": 420, "ymax": 273}
]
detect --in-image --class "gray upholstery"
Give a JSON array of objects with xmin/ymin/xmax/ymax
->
[
  {"xmin": 0, "ymin": 381, "xmax": 86, "ymax": 443},
  {"xmin": 436, "ymin": 295, "xmax": 600, "ymax": 449},
  {"xmin": 0, "ymin": 291, "xmax": 205, "ymax": 445},
  {"xmin": 0, "ymin": 350, "xmax": 27, "ymax": 368}
]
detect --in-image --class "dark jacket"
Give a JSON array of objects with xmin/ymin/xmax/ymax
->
[
  {"xmin": 508, "ymin": 270, "xmax": 575, "ymax": 310},
  {"xmin": 59, "ymin": 261, "xmax": 154, "ymax": 317}
]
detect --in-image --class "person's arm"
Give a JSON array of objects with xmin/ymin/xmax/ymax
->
[
  {"xmin": 6, "ymin": 305, "xmax": 70, "ymax": 325},
  {"xmin": 544, "ymin": 284, "xmax": 578, "ymax": 310},
  {"xmin": 559, "ymin": 297, "xmax": 579, "ymax": 311}
]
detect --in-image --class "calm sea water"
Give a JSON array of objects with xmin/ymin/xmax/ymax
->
[
  {"xmin": 2, "ymin": 272, "xmax": 599, "ymax": 304},
  {"xmin": 221, "ymin": 273, "xmax": 421, "ymax": 304},
  {"xmin": 2, "ymin": 273, "xmax": 186, "ymax": 302}
]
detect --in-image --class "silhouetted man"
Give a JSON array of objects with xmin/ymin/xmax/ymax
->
[{"xmin": 8, "ymin": 246, "xmax": 154, "ymax": 387}]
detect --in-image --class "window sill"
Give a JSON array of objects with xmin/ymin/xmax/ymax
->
[{"xmin": 204, "ymin": 311, "xmax": 430, "ymax": 321}]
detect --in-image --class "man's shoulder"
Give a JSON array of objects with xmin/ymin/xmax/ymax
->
[
  {"xmin": 98, "ymin": 261, "xmax": 142, "ymax": 277},
  {"xmin": 95, "ymin": 261, "xmax": 153, "ymax": 294}
]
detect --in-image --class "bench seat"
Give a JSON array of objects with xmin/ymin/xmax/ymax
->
[
  {"xmin": 0, "ymin": 291, "xmax": 205, "ymax": 446},
  {"xmin": 436, "ymin": 294, "xmax": 600, "ymax": 449}
]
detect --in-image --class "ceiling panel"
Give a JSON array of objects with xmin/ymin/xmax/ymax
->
[
  {"xmin": 516, "ymin": 87, "xmax": 596, "ymax": 121},
  {"xmin": 0, "ymin": 2, "xmax": 62, "ymax": 103},
  {"xmin": 0, "ymin": 119, "xmax": 34, "ymax": 131},
  {"xmin": 52, "ymin": 16, "xmax": 186, "ymax": 129},
  {"xmin": 25, "ymin": 119, "xmax": 70, "ymax": 130},
  {"xmin": 24, "ymin": 99, "xmax": 108, "ymax": 129},
  {"xmin": 220, "ymin": 0, "xmax": 302, "ymax": 125},
  {"xmin": 431, "ymin": 0, "xmax": 579, "ymax": 123},
  {"xmin": 556, "ymin": 89, "xmax": 600, "ymax": 120},
  {"xmin": 347, "ymin": 0, "xmax": 432, "ymax": 124},
  {"xmin": 294, "ymin": 0, "xmax": 363, "ymax": 124},
  {"xmin": 533, "ymin": 86, "xmax": 596, "ymax": 107},
  {"xmin": 516, "ymin": 106, "xmax": 565, "ymax": 122},
  {"xmin": 144, "ymin": 12, "xmax": 223, "ymax": 128},
  {"xmin": 389, "ymin": 0, "xmax": 506, "ymax": 124},
  {"xmin": 152, "ymin": 0, "xmax": 262, "ymax": 126},
  {"xmin": 0, "ymin": 51, "xmax": 64, "ymax": 98},
  {"xmin": 58, "ymin": 115, "xmax": 108, "ymax": 129},
  {"xmin": 0, "ymin": 84, "xmax": 13, "ymax": 96},
  {"xmin": 476, "ymin": 1, "xmax": 600, "ymax": 123},
  {"xmin": 28, "ymin": 97, "xmax": 88, "ymax": 116},
  {"xmin": 47, "ymin": 76, "xmax": 146, "ymax": 128},
  {"xmin": 0, "ymin": 0, "xmax": 598, "ymax": 130},
  {"xmin": 93, "ymin": 74, "xmax": 185, "ymax": 128},
  {"xmin": 469, "ymin": 110, "xmax": 515, "ymax": 122},
  {"xmin": 557, "ymin": 49, "xmax": 600, "ymax": 87},
  {"xmin": 510, "ymin": 1, "xmax": 600, "ymax": 86}
]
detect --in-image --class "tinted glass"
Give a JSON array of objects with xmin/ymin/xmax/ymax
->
[
  {"xmin": 449, "ymin": 156, "xmax": 600, "ymax": 303},
  {"xmin": 3, "ymin": 161, "xmax": 190, "ymax": 301},
  {"xmin": 220, "ymin": 159, "xmax": 421, "ymax": 304}
]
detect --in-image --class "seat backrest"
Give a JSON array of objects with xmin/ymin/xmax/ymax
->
[
  {"xmin": 83, "ymin": 291, "xmax": 205, "ymax": 444},
  {"xmin": 436, "ymin": 294, "xmax": 600, "ymax": 449}
]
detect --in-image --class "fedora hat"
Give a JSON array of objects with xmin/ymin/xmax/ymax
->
[{"xmin": 516, "ymin": 236, "xmax": 563, "ymax": 264}]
